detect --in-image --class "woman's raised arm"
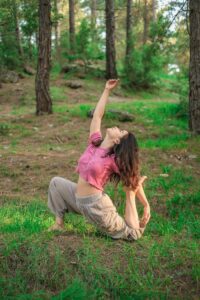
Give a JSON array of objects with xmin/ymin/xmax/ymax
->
[{"xmin": 90, "ymin": 79, "xmax": 119, "ymax": 136}]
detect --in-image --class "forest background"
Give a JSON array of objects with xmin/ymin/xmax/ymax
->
[{"xmin": 0, "ymin": 0, "xmax": 199, "ymax": 299}]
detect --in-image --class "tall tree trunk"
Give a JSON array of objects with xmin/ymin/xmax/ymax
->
[
  {"xmin": 13, "ymin": 0, "xmax": 24, "ymax": 59},
  {"xmin": 35, "ymin": 31, "xmax": 39, "ymax": 49},
  {"xmin": 189, "ymin": 0, "xmax": 200, "ymax": 134},
  {"xmin": 53, "ymin": 0, "xmax": 61, "ymax": 64},
  {"xmin": 105, "ymin": 0, "xmax": 118, "ymax": 79},
  {"xmin": 69, "ymin": 0, "xmax": 75, "ymax": 54},
  {"xmin": 35, "ymin": 0, "xmax": 52, "ymax": 115},
  {"xmin": 53, "ymin": 0, "xmax": 58, "ymax": 54},
  {"xmin": 152, "ymin": 0, "xmax": 157, "ymax": 23},
  {"xmin": 91, "ymin": 0, "xmax": 97, "ymax": 43},
  {"xmin": 143, "ymin": 0, "xmax": 148, "ymax": 45},
  {"xmin": 126, "ymin": 0, "xmax": 133, "ymax": 58},
  {"xmin": 28, "ymin": 35, "xmax": 32, "ymax": 59}
]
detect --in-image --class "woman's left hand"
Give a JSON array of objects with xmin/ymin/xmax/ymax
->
[
  {"xmin": 140, "ymin": 204, "xmax": 151, "ymax": 227},
  {"xmin": 105, "ymin": 79, "xmax": 119, "ymax": 90}
]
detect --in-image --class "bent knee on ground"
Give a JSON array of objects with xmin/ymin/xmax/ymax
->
[{"xmin": 49, "ymin": 176, "xmax": 62, "ymax": 188}]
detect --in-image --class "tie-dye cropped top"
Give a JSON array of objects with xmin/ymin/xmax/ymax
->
[{"xmin": 75, "ymin": 131, "xmax": 120, "ymax": 191}]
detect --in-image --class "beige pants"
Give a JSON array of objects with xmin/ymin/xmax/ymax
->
[{"xmin": 48, "ymin": 176, "xmax": 145, "ymax": 241}]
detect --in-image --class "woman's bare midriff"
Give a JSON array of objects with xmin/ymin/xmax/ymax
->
[{"xmin": 76, "ymin": 175, "xmax": 102, "ymax": 197}]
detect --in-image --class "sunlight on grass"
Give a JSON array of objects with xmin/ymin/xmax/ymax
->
[
  {"xmin": 139, "ymin": 133, "xmax": 189, "ymax": 150},
  {"xmin": 61, "ymin": 101, "xmax": 188, "ymax": 132},
  {"xmin": 69, "ymin": 104, "xmax": 93, "ymax": 118},
  {"xmin": 0, "ymin": 199, "xmax": 48, "ymax": 235}
]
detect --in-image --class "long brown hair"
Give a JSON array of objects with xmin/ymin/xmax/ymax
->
[
  {"xmin": 92, "ymin": 132, "xmax": 140, "ymax": 190},
  {"xmin": 110, "ymin": 132, "xmax": 140, "ymax": 189}
]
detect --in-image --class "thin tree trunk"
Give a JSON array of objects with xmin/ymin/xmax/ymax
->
[
  {"xmin": 69, "ymin": 0, "xmax": 75, "ymax": 54},
  {"xmin": 53, "ymin": 0, "xmax": 58, "ymax": 53},
  {"xmin": 126, "ymin": 0, "xmax": 133, "ymax": 58},
  {"xmin": 105, "ymin": 0, "xmax": 118, "ymax": 79},
  {"xmin": 91, "ymin": 0, "xmax": 97, "ymax": 43},
  {"xmin": 13, "ymin": 0, "xmax": 24, "ymax": 59},
  {"xmin": 189, "ymin": 0, "xmax": 200, "ymax": 134},
  {"xmin": 53, "ymin": 0, "xmax": 61, "ymax": 64},
  {"xmin": 35, "ymin": 0, "xmax": 52, "ymax": 115},
  {"xmin": 152, "ymin": 0, "xmax": 157, "ymax": 23},
  {"xmin": 28, "ymin": 35, "xmax": 32, "ymax": 59},
  {"xmin": 143, "ymin": 0, "xmax": 148, "ymax": 45},
  {"xmin": 35, "ymin": 31, "xmax": 39, "ymax": 49}
]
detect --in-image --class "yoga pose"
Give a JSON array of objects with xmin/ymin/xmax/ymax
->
[{"xmin": 47, "ymin": 79, "xmax": 151, "ymax": 241}]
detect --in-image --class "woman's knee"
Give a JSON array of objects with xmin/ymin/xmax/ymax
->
[{"xmin": 49, "ymin": 176, "xmax": 62, "ymax": 188}]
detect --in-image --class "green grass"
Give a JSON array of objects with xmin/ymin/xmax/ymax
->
[
  {"xmin": 50, "ymin": 86, "xmax": 67, "ymax": 102},
  {"xmin": 0, "ymin": 122, "xmax": 10, "ymax": 136},
  {"xmin": 54, "ymin": 101, "xmax": 189, "ymax": 150},
  {"xmin": 50, "ymin": 62, "xmax": 63, "ymax": 80},
  {"xmin": 0, "ymin": 76, "xmax": 200, "ymax": 299},
  {"xmin": 18, "ymin": 93, "xmax": 35, "ymax": 106},
  {"xmin": 139, "ymin": 133, "xmax": 189, "ymax": 150}
]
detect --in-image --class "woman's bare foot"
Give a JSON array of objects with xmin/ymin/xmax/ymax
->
[
  {"xmin": 137, "ymin": 176, "xmax": 147, "ymax": 191},
  {"xmin": 48, "ymin": 223, "xmax": 65, "ymax": 232},
  {"xmin": 123, "ymin": 176, "xmax": 148, "ymax": 194}
]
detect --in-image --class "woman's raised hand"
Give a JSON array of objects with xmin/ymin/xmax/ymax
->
[{"xmin": 105, "ymin": 79, "xmax": 119, "ymax": 90}]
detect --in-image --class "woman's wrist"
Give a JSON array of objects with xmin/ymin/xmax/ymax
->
[
  {"xmin": 104, "ymin": 86, "xmax": 110, "ymax": 92},
  {"xmin": 143, "ymin": 201, "xmax": 150, "ymax": 208},
  {"xmin": 137, "ymin": 198, "xmax": 149, "ymax": 207}
]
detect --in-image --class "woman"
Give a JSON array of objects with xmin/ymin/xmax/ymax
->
[{"xmin": 47, "ymin": 79, "xmax": 151, "ymax": 241}]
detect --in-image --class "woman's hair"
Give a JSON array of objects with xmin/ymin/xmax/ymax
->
[
  {"xmin": 93, "ymin": 132, "xmax": 140, "ymax": 190},
  {"xmin": 109, "ymin": 132, "xmax": 140, "ymax": 190}
]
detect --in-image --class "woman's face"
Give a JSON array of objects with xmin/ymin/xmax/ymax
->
[{"xmin": 107, "ymin": 126, "xmax": 128, "ymax": 144}]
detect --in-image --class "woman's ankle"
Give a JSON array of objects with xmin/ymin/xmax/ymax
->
[{"xmin": 56, "ymin": 216, "xmax": 64, "ymax": 226}]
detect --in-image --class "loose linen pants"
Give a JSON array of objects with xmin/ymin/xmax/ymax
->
[{"xmin": 47, "ymin": 176, "xmax": 146, "ymax": 241}]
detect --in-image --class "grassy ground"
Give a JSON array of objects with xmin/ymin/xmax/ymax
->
[{"xmin": 0, "ymin": 70, "xmax": 199, "ymax": 299}]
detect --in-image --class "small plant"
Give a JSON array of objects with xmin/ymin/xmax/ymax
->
[{"xmin": 0, "ymin": 123, "xmax": 10, "ymax": 136}]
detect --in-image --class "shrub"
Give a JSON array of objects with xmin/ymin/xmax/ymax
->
[{"xmin": 122, "ymin": 14, "xmax": 171, "ymax": 90}]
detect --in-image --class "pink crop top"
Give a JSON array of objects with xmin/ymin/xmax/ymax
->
[{"xmin": 75, "ymin": 131, "xmax": 120, "ymax": 191}]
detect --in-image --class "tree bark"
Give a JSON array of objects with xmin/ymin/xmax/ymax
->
[
  {"xmin": 105, "ymin": 0, "xmax": 118, "ymax": 79},
  {"xmin": 91, "ymin": 0, "xmax": 97, "ymax": 43},
  {"xmin": 28, "ymin": 35, "xmax": 32, "ymax": 59},
  {"xmin": 152, "ymin": 0, "xmax": 157, "ymax": 23},
  {"xmin": 126, "ymin": 0, "xmax": 133, "ymax": 58},
  {"xmin": 69, "ymin": 0, "xmax": 75, "ymax": 54},
  {"xmin": 53, "ymin": 0, "xmax": 58, "ymax": 53},
  {"xmin": 189, "ymin": 0, "xmax": 200, "ymax": 134},
  {"xmin": 53, "ymin": 0, "xmax": 61, "ymax": 64},
  {"xmin": 143, "ymin": 0, "xmax": 148, "ymax": 45},
  {"xmin": 12, "ymin": 0, "xmax": 24, "ymax": 59},
  {"xmin": 35, "ymin": 0, "xmax": 52, "ymax": 115}
]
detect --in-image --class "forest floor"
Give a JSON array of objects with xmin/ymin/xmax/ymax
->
[{"xmin": 0, "ymin": 71, "xmax": 199, "ymax": 299}]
